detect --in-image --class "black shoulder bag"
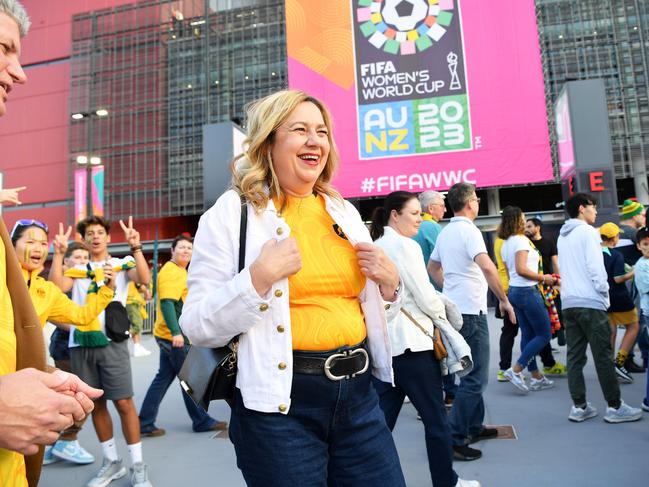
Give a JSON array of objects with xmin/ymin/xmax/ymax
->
[{"xmin": 179, "ymin": 199, "xmax": 247, "ymax": 410}]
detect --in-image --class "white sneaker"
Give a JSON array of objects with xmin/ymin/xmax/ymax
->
[
  {"xmin": 130, "ymin": 461, "xmax": 153, "ymax": 487},
  {"xmin": 504, "ymin": 368, "xmax": 529, "ymax": 393},
  {"xmin": 603, "ymin": 401, "xmax": 643, "ymax": 424},
  {"xmin": 87, "ymin": 458, "xmax": 127, "ymax": 487},
  {"xmin": 132, "ymin": 343, "xmax": 152, "ymax": 358},
  {"xmin": 456, "ymin": 479, "xmax": 481, "ymax": 487},
  {"xmin": 529, "ymin": 375, "xmax": 554, "ymax": 391},
  {"xmin": 568, "ymin": 402, "xmax": 598, "ymax": 422}
]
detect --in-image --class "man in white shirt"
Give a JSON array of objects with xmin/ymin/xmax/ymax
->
[{"xmin": 428, "ymin": 182, "xmax": 515, "ymax": 461}]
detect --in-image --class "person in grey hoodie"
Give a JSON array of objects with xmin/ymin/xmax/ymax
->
[{"xmin": 558, "ymin": 193, "xmax": 642, "ymax": 424}]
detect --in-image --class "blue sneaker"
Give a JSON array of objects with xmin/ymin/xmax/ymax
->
[
  {"xmin": 43, "ymin": 445, "xmax": 60, "ymax": 465},
  {"xmin": 51, "ymin": 439, "xmax": 95, "ymax": 464}
]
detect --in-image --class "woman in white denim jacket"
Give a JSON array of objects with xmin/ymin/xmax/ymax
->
[
  {"xmin": 370, "ymin": 191, "xmax": 479, "ymax": 487},
  {"xmin": 180, "ymin": 90, "xmax": 406, "ymax": 486}
]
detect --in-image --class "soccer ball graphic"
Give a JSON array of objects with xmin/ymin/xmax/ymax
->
[{"xmin": 381, "ymin": 0, "xmax": 428, "ymax": 31}]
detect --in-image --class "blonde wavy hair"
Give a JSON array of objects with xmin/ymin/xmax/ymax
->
[{"xmin": 230, "ymin": 90, "xmax": 342, "ymax": 212}]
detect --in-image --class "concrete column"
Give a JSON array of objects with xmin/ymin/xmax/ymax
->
[
  {"xmin": 632, "ymin": 158, "xmax": 649, "ymax": 205},
  {"xmin": 486, "ymin": 188, "xmax": 500, "ymax": 215}
]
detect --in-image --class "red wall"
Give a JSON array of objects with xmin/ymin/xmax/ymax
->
[{"xmin": 0, "ymin": 1, "xmax": 174, "ymax": 244}]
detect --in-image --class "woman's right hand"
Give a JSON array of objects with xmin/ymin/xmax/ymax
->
[{"xmin": 250, "ymin": 237, "xmax": 302, "ymax": 296}]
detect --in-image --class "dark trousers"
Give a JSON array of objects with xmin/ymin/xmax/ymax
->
[
  {"xmin": 229, "ymin": 368, "xmax": 405, "ymax": 487},
  {"xmin": 139, "ymin": 337, "xmax": 216, "ymax": 432},
  {"xmin": 374, "ymin": 351, "xmax": 458, "ymax": 487},
  {"xmin": 563, "ymin": 307, "xmax": 621, "ymax": 408},
  {"xmin": 499, "ymin": 314, "xmax": 556, "ymax": 370}
]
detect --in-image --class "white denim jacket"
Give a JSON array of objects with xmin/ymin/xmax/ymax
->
[
  {"xmin": 374, "ymin": 227, "xmax": 472, "ymax": 376},
  {"xmin": 180, "ymin": 190, "xmax": 397, "ymax": 414}
]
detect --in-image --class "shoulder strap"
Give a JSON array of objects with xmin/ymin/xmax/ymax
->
[
  {"xmin": 400, "ymin": 308, "xmax": 437, "ymax": 342},
  {"xmin": 230, "ymin": 196, "xmax": 248, "ymax": 347},
  {"xmin": 238, "ymin": 196, "xmax": 248, "ymax": 272}
]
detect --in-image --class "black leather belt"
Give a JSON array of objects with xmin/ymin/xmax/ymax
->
[{"xmin": 293, "ymin": 343, "xmax": 370, "ymax": 381}]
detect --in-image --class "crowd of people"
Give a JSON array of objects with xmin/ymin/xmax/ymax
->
[{"xmin": 1, "ymin": 2, "xmax": 648, "ymax": 487}]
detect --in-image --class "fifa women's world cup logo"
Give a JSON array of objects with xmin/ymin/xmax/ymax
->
[{"xmin": 351, "ymin": 0, "xmax": 472, "ymax": 159}]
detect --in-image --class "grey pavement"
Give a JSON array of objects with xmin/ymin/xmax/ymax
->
[{"xmin": 41, "ymin": 312, "xmax": 648, "ymax": 487}]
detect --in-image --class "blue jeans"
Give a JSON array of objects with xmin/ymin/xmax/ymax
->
[
  {"xmin": 449, "ymin": 313, "xmax": 490, "ymax": 446},
  {"xmin": 139, "ymin": 337, "xmax": 217, "ymax": 432},
  {"xmin": 229, "ymin": 368, "xmax": 405, "ymax": 487},
  {"xmin": 508, "ymin": 286, "xmax": 552, "ymax": 372},
  {"xmin": 374, "ymin": 350, "xmax": 458, "ymax": 487}
]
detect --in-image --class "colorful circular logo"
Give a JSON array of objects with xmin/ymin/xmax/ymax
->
[{"xmin": 356, "ymin": 0, "xmax": 455, "ymax": 56}]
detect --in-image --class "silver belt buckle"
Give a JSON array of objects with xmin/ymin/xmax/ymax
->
[{"xmin": 324, "ymin": 347, "xmax": 369, "ymax": 381}]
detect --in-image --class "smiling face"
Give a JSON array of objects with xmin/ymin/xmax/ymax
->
[
  {"xmin": 171, "ymin": 239, "xmax": 193, "ymax": 269},
  {"xmin": 270, "ymin": 101, "xmax": 331, "ymax": 197},
  {"xmin": 15, "ymin": 226, "xmax": 49, "ymax": 272},
  {"xmin": 83, "ymin": 223, "xmax": 110, "ymax": 260},
  {"xmin": 390, "ymin": 197, "xmax": 422, "ymax": 238},
  {"xmin": 0, "ymin": 13, "xmax": 26, "ymax": 117}
]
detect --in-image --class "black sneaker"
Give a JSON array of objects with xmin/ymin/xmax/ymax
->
[
  {"xmin": 642, "ymin": 398, "xmax": 649, "ymax": 412},
  {"xmin": 615, "ymin": 364, "xmax": 633, "ymax": 384},
  {"xmin": 624, "ymin": 358, "xmax": 646, "ymax": 373},
  {"xmin": 469, "ymin": 427, "xmax": 498, "ymax": 444},
  {"xmin": 452, "ymin": 445, "xmax": 482, "ymax": 461}
]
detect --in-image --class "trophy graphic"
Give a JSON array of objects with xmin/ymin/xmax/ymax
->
[{"xmin": 448, "ymin": 52, "xmax": 461, "ymax": 90}]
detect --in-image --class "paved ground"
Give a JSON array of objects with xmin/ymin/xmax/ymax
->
[{"xmin": 41, "ymin": 311, "xmax": 648, "ymax": 487}]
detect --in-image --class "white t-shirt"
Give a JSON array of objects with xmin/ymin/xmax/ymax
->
[
  {"xmin": 501, "ymin": 235, "xmax": 539, "ymax": 287},
  {"xmin": 430, "ymin": 216, "xmax": 488, "ymax": 314},
  {"xmin": 68, "ymin": 256, "xmax": 134, "ymax": 348}
]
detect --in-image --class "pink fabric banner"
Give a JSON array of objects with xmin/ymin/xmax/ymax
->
[{"xmin": 286, "ymin": 0, "xmax": 553, "ymax": 197}]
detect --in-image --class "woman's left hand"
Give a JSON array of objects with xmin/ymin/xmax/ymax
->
[{"xmin": 354, "ymin": 243, "xmax": 399, "ymax": 298}]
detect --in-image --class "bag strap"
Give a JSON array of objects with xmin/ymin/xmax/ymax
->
[
  {"xmin": 238, "ymin": 195, "xmax": 248, "ymax": 273},
  {"xmin": 400, "ymin": 308, "xmax": 437, "ymax": 342},
  {"xmin": 230, "ymin": 195, "xmax": 248, "ymax": 347}
]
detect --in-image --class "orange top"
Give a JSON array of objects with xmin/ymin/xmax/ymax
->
[{"xmin": 275, "ymin": 194, "xmax": 367, "ymax": 351}]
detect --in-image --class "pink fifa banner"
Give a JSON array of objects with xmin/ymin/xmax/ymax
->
[
  {"xmin": 285, "ymin": 0, "xmax": 553, "ymax": 197},
  {"xmin": 74, "ymin": 166, "xmax": 105, "ymax": 222}
]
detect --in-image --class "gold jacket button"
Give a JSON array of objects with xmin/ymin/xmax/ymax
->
[
  {"xmin": 278, "ymin": 404, "xmax": 288, "ymax": 412},
  {"xmin": 278, "ymin": 362, "xmax": 287, "ymax": 370},
  {"xmin": 276, "ymin": 227, "xmax": 284, "ymax": 235},
  {"xmin": 277, "ymin": 325, "xmax": 285, "ymax": 333},
  {"xmin": 274, "ymin": 289, "xmax": 283, "ymax": 298},
  {"xmin": 384, "ymin": 304, "xmax": 391, "ymax": 310},
  {"xmin": 259, "ymin": 303, "xmax": 269, "ymax": 311}
]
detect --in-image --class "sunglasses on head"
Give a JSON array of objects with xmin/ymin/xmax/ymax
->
[{"xmin": 10, "ymin": 219, "xmax": 49, "ymax": 239}]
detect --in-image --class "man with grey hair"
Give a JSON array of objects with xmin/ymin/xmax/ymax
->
[
  {"xmin": 0, "ymin": 2, "xmax": 103, "ymax": 486},
  {"xmin": 429, "ymin": 182, "xmax": 515, "ymax": 461},
  {"xmin": 413, "ymin": 190, "xmax": 446, "ymax": 272}
]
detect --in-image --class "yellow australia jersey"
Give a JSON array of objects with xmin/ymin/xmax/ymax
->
[
  {"xmin": 0, "ymin": 239, "xmax": 27, "ymax": 486},
  {"xmin": 24, "ymin": 269, "xmax": 114, "ymax": 328},
  {"xmin": 275, "ymin": 194, "xmax": 367, "ymax": 351},
  {"xmin": 154, "ymin": 261, "xmax": 188, "ymax": 340}
]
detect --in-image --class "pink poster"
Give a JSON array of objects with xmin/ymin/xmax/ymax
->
[
  {"xmin": 286, "ymin": 0, "xmax": 553, "ymax": 197},
  {"xmin": 74, "ymin": 168, "xmax": 87, "ymax": 223}
]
